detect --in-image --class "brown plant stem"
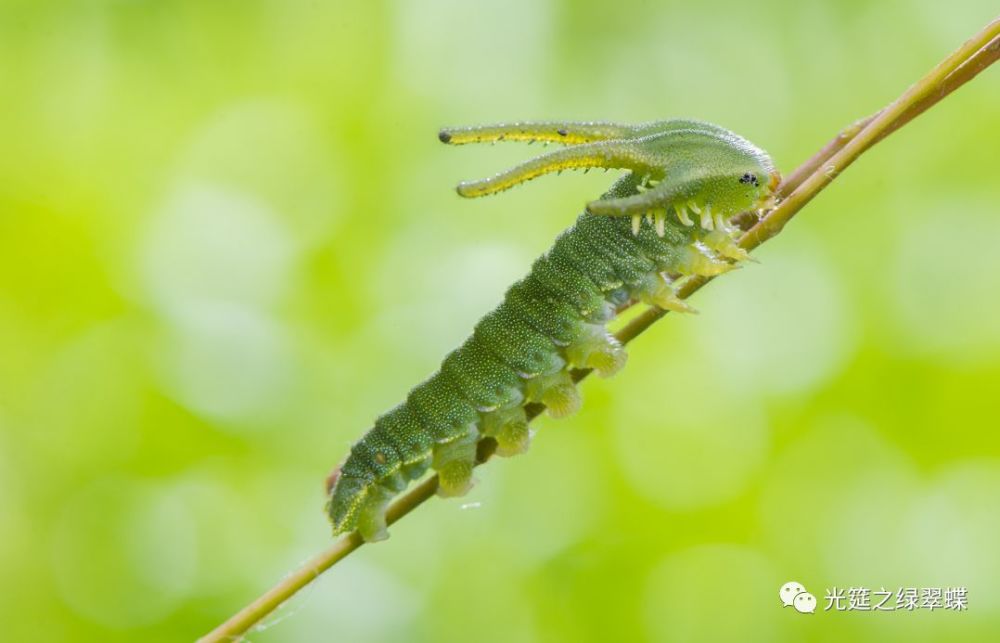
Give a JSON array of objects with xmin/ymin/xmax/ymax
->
[{"xmin": 199, "ymin": 16, "xmax": 1000, "ymax": 643}]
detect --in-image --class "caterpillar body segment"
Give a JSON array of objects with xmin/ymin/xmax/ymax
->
[
  {"xmin": 503, "ymin": 281, "xmax": 591, "ymax": 346},
  {"xmin": 327, "ymin": 119, "xmax": 780, "ymax": 542},
  {"xmin": 441, "ymin": 335, "xmax": 525, "ymax": 412}
]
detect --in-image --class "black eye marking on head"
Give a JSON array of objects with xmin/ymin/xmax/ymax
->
[{"xmin": 739, "ymin": 172, "xmax": 759, "ymax": 187}]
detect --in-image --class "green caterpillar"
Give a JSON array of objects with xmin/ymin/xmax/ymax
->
[{"xmin": 326, "ymin": 119, "xmax": 779, "ymax": 542}]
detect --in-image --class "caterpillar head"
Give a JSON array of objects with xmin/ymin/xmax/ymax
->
[
  {"xmin": 728, "ymin": 166, "xmax": 782, "ymax": 216},
  {"xmin": 698, "ymin": 133, "xmax": 781, "ymax": 220},
  {"xmin": 651, "ymin": 137, "xmax": 780, "ymax": 232},
  {"xmin": 441, "ymin": 118, "xmax": 780, "ymax": 230}
]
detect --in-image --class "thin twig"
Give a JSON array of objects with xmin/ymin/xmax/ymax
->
[
  {"xmin": 779, "ymin": 32, "xmax": 1000, "ymax": 199},
  {"xmin": 199, "ymin": 16, "xmax": 1000, "ymax": 643}
]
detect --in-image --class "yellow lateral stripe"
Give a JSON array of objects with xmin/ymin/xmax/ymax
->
[
  {"xmin": 455, "ymin": 138, "xmax": 660, "ymax": 198},
  {"xmin": 457, "ymin": 153, "xmax": 622, "ymax": 197}
]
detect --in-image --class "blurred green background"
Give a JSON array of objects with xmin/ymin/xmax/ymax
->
[{"xmin": 1, "ymin": 1, "xmax": 999, "ymax": 641}]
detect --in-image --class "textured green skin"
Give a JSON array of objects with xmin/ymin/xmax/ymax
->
[{"xmin": 327, "ymin": 119, "xmax": 777, "ymax": 541}]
